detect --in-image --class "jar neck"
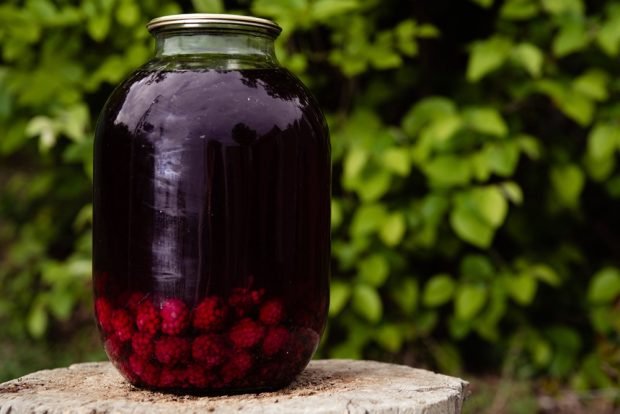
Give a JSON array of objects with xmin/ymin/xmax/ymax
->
[{"xmin": 154, "ymin": 31, "xmax": 278, "ymax": 68}]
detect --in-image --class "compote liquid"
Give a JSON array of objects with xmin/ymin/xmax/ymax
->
[{"xmin": 93, "ymin": 68, "xmax": 330, "ymax": 392}]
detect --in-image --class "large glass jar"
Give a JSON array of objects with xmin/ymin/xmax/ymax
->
[{"xmin": 93, "ymin": 14, "xmax": 330, "ymax": 393}]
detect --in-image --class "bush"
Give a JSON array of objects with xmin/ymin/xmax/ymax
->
[{"xmin": 1, "ymin": 0, "xmax": 619, "ymax": 393}]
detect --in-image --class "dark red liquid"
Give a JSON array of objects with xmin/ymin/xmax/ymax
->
[{"xmin": 93, "ymin": 68, "xmax": 330, "ymax": 392}]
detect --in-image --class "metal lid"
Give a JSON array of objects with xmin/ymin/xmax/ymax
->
[{"xmin": 147, "ymin": 13, "xmax": 281, "ymax": 37}]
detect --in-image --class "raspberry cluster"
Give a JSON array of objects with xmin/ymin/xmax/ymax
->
[{"xmin": 94, "ymin": 289, "xmax": 318, "ymax": 391}]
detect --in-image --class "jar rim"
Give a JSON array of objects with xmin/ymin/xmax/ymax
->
[{"xmin": 147, "ymin": 13, "xmax": 282, "ymax": 37}]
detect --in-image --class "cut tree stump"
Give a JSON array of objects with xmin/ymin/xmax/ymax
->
[{"xmin": 0, "ymin": 359, "xmax": 468, "ymax": 414}]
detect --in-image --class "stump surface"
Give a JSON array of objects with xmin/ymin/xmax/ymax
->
[{"xmin": 0, "ymin": 359, "xmax": 468, "ymax": 414}]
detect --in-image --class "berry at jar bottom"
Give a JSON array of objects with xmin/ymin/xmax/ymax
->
[{"xmin": 95, "ymin": 288, "xmax": 320, "ymax": 391}]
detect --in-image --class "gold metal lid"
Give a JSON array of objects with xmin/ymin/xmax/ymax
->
[{"xmin": 147, "ymin": 13, "xmax": 281, "ymax": 36}]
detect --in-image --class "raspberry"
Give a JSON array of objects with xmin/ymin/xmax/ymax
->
[
  {"xmin": 159, "ymin": 367, "xmax": 187, "ymax": 388},
  {"xmin": 95, "ymin": 297, "xmax": 114, "ymax": 333},
  {"xmin": 229, "ymin": 318, "xmax": 265, "ymax": 349},
  {"xmin": 192, "ymin": 335, "xmax": 226, "ymax": 368},
  {"xmin": 136, "ymin": 299, "xmax": 160, "ymax": 335},
  {"xmin": 111, "ymin": 309, "xmax": 134, "ymax": 342},
  {"xmin": 104, "ymin": 335, "xmax": 126, "ymax": 360},
  {"xmin": 186, "ymin": 365, "xmax": 215, "ymax": 387},
  {"xmin": 221, "ymin": 351, "xmax": 253, "ymax": 384},
  {"xmin": 259, "ymin": 299, "xmax": 285, "ymax": 325},
  {"xmin": 288, "ymin": 327, "xmax": 320, "ymax": 364},
  {"xmin": 293, "ymin": 310, "xmax": 317, "ymax": 329},
  {"xmin": 229, "ymin": 287, "xmax": 264, "ymax": 317},
  {"xmin": 129, "ymin": 354, "xmax": 160, "ymax": 386},
  {"xmin": 160, "ymin": 298, "xmax": 189, "ymax": 335},
  {"xmin": 155, "ymin": 336, "xmax": 190, "ymax": 366},
  {"xmin": 255, "ymin": 361, "xmax": 290, "ymax": 387},
  {"xmin": 262, "ymin": 326, "xmax": 290, "ymax": 356},
  {"xmin": 126, "ymin": 291, "xmax": 146, "ymax": 314},
  {"xmin": 193, "ymin": 296, "xmax": 228, "ymax": 331},
  {"xmin": 116, "ymin": 359, "xmax": 139, "ymax": 383},
  {"xmin": 131, "ymin": 332, "xmax": 154, "ymax": 359}
]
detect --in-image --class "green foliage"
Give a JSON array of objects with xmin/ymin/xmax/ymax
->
[
  {"xmin": 1, "ymin": 0, "xmax": 620, "ymax": 396},
  {"xmin": 0, "ymin": 0, "xmax": 184, "ymax": 351}
]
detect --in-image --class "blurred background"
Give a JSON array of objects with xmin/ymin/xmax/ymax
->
[{"xmin": 1, "ymin": 0, "xmax": 620, "ymax": 412}]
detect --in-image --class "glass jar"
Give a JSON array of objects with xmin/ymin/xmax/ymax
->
[{"xmin": 93, "ymin": 14, "xmax": 330, "ymax": 393}]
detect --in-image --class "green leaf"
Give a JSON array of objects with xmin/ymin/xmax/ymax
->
[
  {"xmin": 530, "ymin": 264, "xmax": 562, "ymax": 286},
  {"xmin": 451, "ymin": 207, "xmax": 494, "ymax": 248},
  {"xmin": 545, "ymin": 326, "xmax": 582, "ymax": 378},
  {"xmin": 541, "ymin": 0, "xmax": 584, "ymax": 15},
  {"xmin": 357, "ymin": 170, "xmax": 392, "ymax": 201},
  {"xmin": 26, "ymin": 116, "xmax": 57, "ymax": 150},
  {"xmin": 464, "ymin": 107, "xmax": 508, "ymax": 137},
  {"xmin": 252, "ymin": 0, "xmax": 306, "ymax": 20},
  {"xmin": 467, "ymin": 36, "xmax": 513, "ymax": 82},
  {"xmin": 331, "ymin": 200, "xmax": 343, "ymax": 229},
  {"xmin": 484, "ymin": 141, "xmax": 520, "ymax": 176},
  {"xmin": 87, "ymin": 14, "xmax": 110, "ymax": 42},
  {"xmin": 329, "ymin": 280, "xmax": 351, "ymax": 316},
  {"xmin": 553, "ymin": 19, "xmax": 588, "ymax": 57},
  {"xmin": 587, "ymin": 123, "xmax": 620, "ymax": 160},
  {"xmin": 402, "ymin": 97, "xmax": 457, "ymax": 136},
  {"xmin": 60, "ymin": 104, "xmax": 89, "ymax": 142},
  {"xmin": 374, "ymin": 324, "xmax": 403, "ymax": 352},
  {"xmin": 500, "ymin": 181, "xmax": 524, "ymax": 204},
  {"xmin": 573, "ymin": 69, "xmax": 609, "ymax": 101},
  {"xmin": 470, "ymin": 0, "xmax": 494, "ymax": 8},
  {"xmin": 48, "ymin": 289, "xmax": 74, "ymax": 320},
  {"xmin": 343, "ymin": 146, "xmax": 368, "ymax": 180},
  {"xmin": 423, "ymin": 155, "xmax": 471, "ymax": 187},
  {"xmin": 311, "ymin": 0, "xmax": 359, "ymax": 21},
  {"xmin": 358, "ymin": 254, "xmax": 389, "ymax": 287},
  {"xmin": 467, "ymin": 187, "xmax": 508, "ymax": 226},
  {"xmin": 352, "ymin": 284, "xmax": 383, "ymax": 323},
  {"xmin": 500, "ymin": 0, "xmax": 540, "ymax": 20},
  {"xmin": 474, "ymin": 282, "xmax": 507, "ymax": 341},
  {"xmin": 430, "ymin": 342, "xmax": 463, "ymax": 375},
  {"xmin": 395, "ymin": 20, "xmax": 418, "ymax": 56},
  {"xmin": 420, "ymin": 114, "xmax": 462, "ymax": 143},
  {"xmin": 379, "ymin": 212, "xmax": 406, "ymax": 246},
  {"xmin": 512, "ymin": 43, "xmax": 544, "ymax": 77},
  {"xmin": 538, "ymin": 80, "xmax": 594, "ymax": 125},
  {"xmin": 507, "ymin": 273, "xmax": 538, "ymax": 305},
  {"xmin": 116, "ymin": 0, "xmax": 139, "ymax": 26},
  {"xmin": 460, "ymin": 254, "xmax": 494, "ymax": 280},
  {"xmin": 449, "ymin": 316, "xmax": 471, "ymax": 339},
  {"xmin": 531, "ymin": 337, "xmax": 552, "ymax": 367},
  {"xmin": 423, "ymin": 274, "xmax": 456, "ymax": 307},
  {"xmin": 597, "ymin": 13, "xmax": 620, "ymax": 56},
  {"xmin": 368, "ymin": 46, "xmax": 402, "ymax": 70},
  {"xmin": 329, "ymin": 340, "xmax": 363, "ymax": 360},
  {"xmin": 381, "ymin": 147, "xmax": 410, "ymax": 176},
  {"xmin": 191, "ymin": 0, "xmax": 224, "ymax": 13},
  {"xmin": 550, "ymin": 164, "xmax": 585, "ymax": 208},
  {"xmin": 588, "ymin": 267, "xmax": 620, "ymax": 303},
  {"xmin": 455, "ymin": 284, "xmax": 488, "ymax": 320},
  {"xmin": 27, "ymin": 302, "xmax": 48, "ymax": 338},
  {"xmin": 561, "ymin": 90, "xmax": 594, "ymax": 126},
  {"xmin": 350, "ymin": 203, "xmax": 387, "ymax": 237},
  {"xmin": 590, "ymin": 307, "xmax": 614, "ymax": 334},
  {"xmin": 585, "ymin": 152, "xmax": 615, "ymax": 182},
  {"xmin": 450, "ymin": 186, "xmax": 508, "ymax": 248},
  {"xmin": 417, "ymin": 24, "xmax": 440, "ymax": 38},
  {"xmin": 516, "ymin": 134, "xmax": 542, "ymax": 159},
  {"xmin": 390, "ymin": 278, "xmax": 419, "ymax": 314}
]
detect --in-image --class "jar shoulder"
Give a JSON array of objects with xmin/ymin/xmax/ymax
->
[{"xmin": 97, "ymin": 67, "xmax": 327, "ymax": 146}]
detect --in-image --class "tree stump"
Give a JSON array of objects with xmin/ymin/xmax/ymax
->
[{"xmin": 0, "ymin": 359, "xmax": 468, "ymax": 413}]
